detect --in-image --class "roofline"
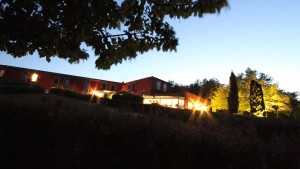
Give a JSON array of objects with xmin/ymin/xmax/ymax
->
[{"xmin": 124, "ymin": 76, "xmax": 171, "ymax": 84}]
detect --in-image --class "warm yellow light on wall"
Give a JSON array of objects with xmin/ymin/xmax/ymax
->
[
  {"xmin": 31, "ymin": 73, "xmax": 38, "ymax": 82},
  {"xmin": 92, "ymin": 90, "xmax": 104, "ymax": 98},
  {"xmin": 92, "ymin": 90, "xmax": 97, "ymax": 95},
  {"xmin": 201, "ymin": 105, "xmax": 208, "ymax": 112},
  {"xmin": 194, "ymin": 102, "xmax": 208, "ymax": 112},
  {"xmin": 194, "ymin": 102, "xmax": 201, "ymax": 111}
]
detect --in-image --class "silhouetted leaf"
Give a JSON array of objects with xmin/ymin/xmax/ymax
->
[{"xmin": 0, "ymin": 0, "xmax": 228, "ymax": 69}]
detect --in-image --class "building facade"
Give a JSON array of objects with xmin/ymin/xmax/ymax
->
[
  {"xmin": 122, "ymin": 76, "xmax": 171, "ymax": 96},
  {"xmin": 0, "ymin": 64, "xmax": 209, "ymax": 111},
  {"xmin": 0, "ymin": 65, "xmax": 123, "ymax": 94},
  {"xmin": 143, "ymin": 92, "xmax": 209, "ymax": 111}
]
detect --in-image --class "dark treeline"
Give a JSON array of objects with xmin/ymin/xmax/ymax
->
[{"xmin": 168, "ymin": 78, "xmax": 221, "ymax": 100}]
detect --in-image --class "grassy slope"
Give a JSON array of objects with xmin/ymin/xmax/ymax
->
[{"xmin": 0, "ymin": 94, "xmax": 300, "ymax": 169}]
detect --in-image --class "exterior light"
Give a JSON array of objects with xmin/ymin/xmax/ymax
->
[
  {"xmin": 194, "ymin": 102, "xmax": 208, "ymax": 112},
  {"xmin": 91, "ymin": 90, "xmax": 104, "ymax": 98},
  {"xmin": 201, "ymin": 105, "xmax": 208, "ymax": 112},
  {"xmin": 194, "ymin": 102, "xmax": 201, "ymax": 111},
  {"xmin": 31, "ymin": 73, "xmax": 38, "ymax": 82},
  {"xmin": 92, "ymin": 90, "xmax": 97, "ymax": 95}
]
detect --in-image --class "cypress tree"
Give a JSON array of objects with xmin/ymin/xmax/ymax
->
[
  {"xmin": 228, "ymin": 72, "xmax": 239, "ymax": 114},
  {"xmin": 250, "ymin": 80, "xmax": 265, "ymax": 115}
]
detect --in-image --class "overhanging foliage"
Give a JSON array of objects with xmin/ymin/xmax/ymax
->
[{"xmin": 0, "ymin": 0, "xmax": 228, "ymax": 69}]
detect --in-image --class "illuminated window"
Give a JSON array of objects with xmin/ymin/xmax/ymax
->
[
  {"xmin": 31, "ymin": 73, "xmax": 38, "ymax": 82},
  {"xmin": 21, "ymin": 71, "xmax": 29, "ymax": 82},
  {"xmin": 101, "ymin": 83, "xmax": 107, "ymax": 90},
  {"xmin": 110, "ymin": 84, "xmax": 116, "ymax": 91},
  {"xmin": 163, "ymin": 83, "xmax": 167, "ymax": 92},
  {"xmin": 52, "ymin": 76, "xmax": 60, "ymax": 87},
  {"xmin": 0, "ymin": 69, "xmax": 5, "ymax": 77},
  {"xmin": 156, "ymin": 81, "xmax": 161, "ymax": 90},
  {"xmin": 63, "ymin": 77, "xmax": 70, "ymax": 88},
  {"xmin": 83, "ymin": 80, "xmax": 90, "ymax": 93}
]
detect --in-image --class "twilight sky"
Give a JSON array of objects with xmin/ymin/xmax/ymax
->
[{"xmin": 1, "ymin": 0, "xmax": 300, "ymax": 93}]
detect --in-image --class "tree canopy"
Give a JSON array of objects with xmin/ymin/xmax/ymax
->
[
  {"xmin": 169, "ymin": 78, "xmax": 220, "ymax": 100},
  {"xmin": 211, "ymin": 68, "xmax": 295, "ymax": 117},
  {"xmin": 211, "ymin": 84, "xmax": 228, "ymax": 111},
  {"xmin": 250, "ymin": 80, "xmax": 265, "ymax": 116},
  {"xmin": 169, "ymin": 68, "xmax": 299, "ymax": 118},
  {"xmin": 0, "ymin": 0, "xmax": 228, "ymax": 69}
]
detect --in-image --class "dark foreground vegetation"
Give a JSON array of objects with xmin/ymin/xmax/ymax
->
[{"xmin": 1, "ymin": 94, "xmax": 300, "ymax": 169}]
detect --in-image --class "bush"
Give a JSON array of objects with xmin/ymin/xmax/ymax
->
[
  {"xmin": 101, "ymin": 97, "xmax": 192, "ymax": 122},
  {"xmin": 278, "ymin": 112, "xmax": 290, "ymax": 119},
  {"xmin": 264, "ymin": 111, "xmax": 276, "ymax": 118},
  {"xmin": 49, "ymin": 88, "xmax": 77, "ymax": 97},
  {"xmin": 112, "ymin": 92, "xmax": 143, "ymax": 104},
  {"xmin": 243, "ymin": 111, "xmax": 251, "ymax": 116},
  {"xmin": 49, "ymin": 88, "xmax": 95, "ymax": 102},
  {"xmin": 0, "ymin": 80, "xmax": 45, "ymax": 94}
]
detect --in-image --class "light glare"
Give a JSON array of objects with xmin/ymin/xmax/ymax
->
[{"xmin": 31, "ymin": 73, "xmax": 38, "ymax": 82}]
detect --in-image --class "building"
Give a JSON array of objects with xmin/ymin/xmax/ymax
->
[
  {"xmin": 0, "ymin": 65, "xmax": 123, "ymax": 95},
  {"xmin": 0, "ymin": 64, "xmax": 209, "ymax": 111},
  {"xmin": 143, "ymin": 92, "xmax": 209, "ymax": 111},
  {"xmin": 122, "ymin": 76, "xmax": 171, "ymax": 96}
]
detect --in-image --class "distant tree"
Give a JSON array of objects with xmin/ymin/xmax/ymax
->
[
  {"xmin": 211, "ymin": 85, "xmax": 229, "ymax": 112},
  {"xmin": 237, "ymin": 68, "xmax": 276, "ymax": 112},
  {"xmin": 285, "ymin": 92, "xmax": 300, "ymax": 119},
  {"xmin": 168, "ymin": 80, "xmax": 188, "ymax": 93},
  {"xmin": 169, "ymin": 78, "xmax": 220, "ymax": 100},
  {"xmin": 263, "ymin": 85, "xmax": 291, "ymax": 114},
  {"xmin": 200, "ymin": 78, "xmax": 221, "ymax": 99},
  {"xmin": 0, "ymin": 0, "xmax": 228, "ymax": 70},
  {"xmin": 188, "ymin": 79, "xmax": 201, "ymax": 96},
  {"xmin": 211, "ymin": 68, "xmax": 294, "ymax": 117},
  {"xmin": 250, "ymin": 80, "xmax": 265, "ymax": 116},
  {"xmin": 228, "ymin": 72, "xmax": 238, "ymax": 114}
]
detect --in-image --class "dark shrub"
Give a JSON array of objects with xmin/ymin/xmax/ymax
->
[
  {"xmin": 243, "ymin": 111, "xmax": 251, "ymax": 116},
  {"xmin": 216, "ymin": 109, "xmax": 229, "ymax": 114},
  {"xmin": 101, "ymin": 97, "xmax": 192, "ymax": 122},
  {"xmin": 78, "ymin": 93, "xmax": 95, "ymax": 102},
  {"xmin": 278, "ymin": 112, "xmax": 289, "ymax": 119},
  {"xmin": 112, "ymin": 92, "xmax": 143, "ymax": 104},
  {"xmin": 49, "ymin": 88, "xmax": 94, "ymax": 102},
  {"xmin": 49, "ymin": 88, "xmax": 77, "ymax": 98},
  {"xmin": 0, "ymin": 80, "xmax": 45, "ymax": 94},
  {"xmin": 265, "ymin": 111, "xmax": 276, "ymax": 118}
]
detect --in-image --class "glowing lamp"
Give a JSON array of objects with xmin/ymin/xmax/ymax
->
[
  {"xmin": 92, "ymin": 90, "xmax": 104, "ymax": 98},
  {"xmin": 92, "ymin": 90, "xmax": 98, "ymax": 95},
  {"xmin": 201, "ymin": 105, "xmax": 208, "ymax": 112},
  {"xmin": 194, "ymin": 103, "xmax": 201, "ymax": 111},
  {"xmin": 31, "ymin": 73, "xmax": 38, "ymax": 82}
]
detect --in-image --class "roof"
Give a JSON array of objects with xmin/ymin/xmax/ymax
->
[{"xmin": 124, "ymin": 76, "xmax": 171, "ymax": 84}]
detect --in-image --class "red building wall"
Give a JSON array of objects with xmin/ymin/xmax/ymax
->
[
  {"xmin": 88, "ymin": 79, "xmax": 122, "ymax": 93},
  {"xmin": 0, "ymin": 65, "xmax": 122, "ymax": 94},
  {"xmin": 122, "ymin": 76, "xmax": 171, "ymax": 96},
  {"xmin": 0, "ymin": 65, "xmax": 210, "ymax": 109},
  {"xmin": 184, "ymin": 92, "xmax": 210, "ymax": 109}
]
